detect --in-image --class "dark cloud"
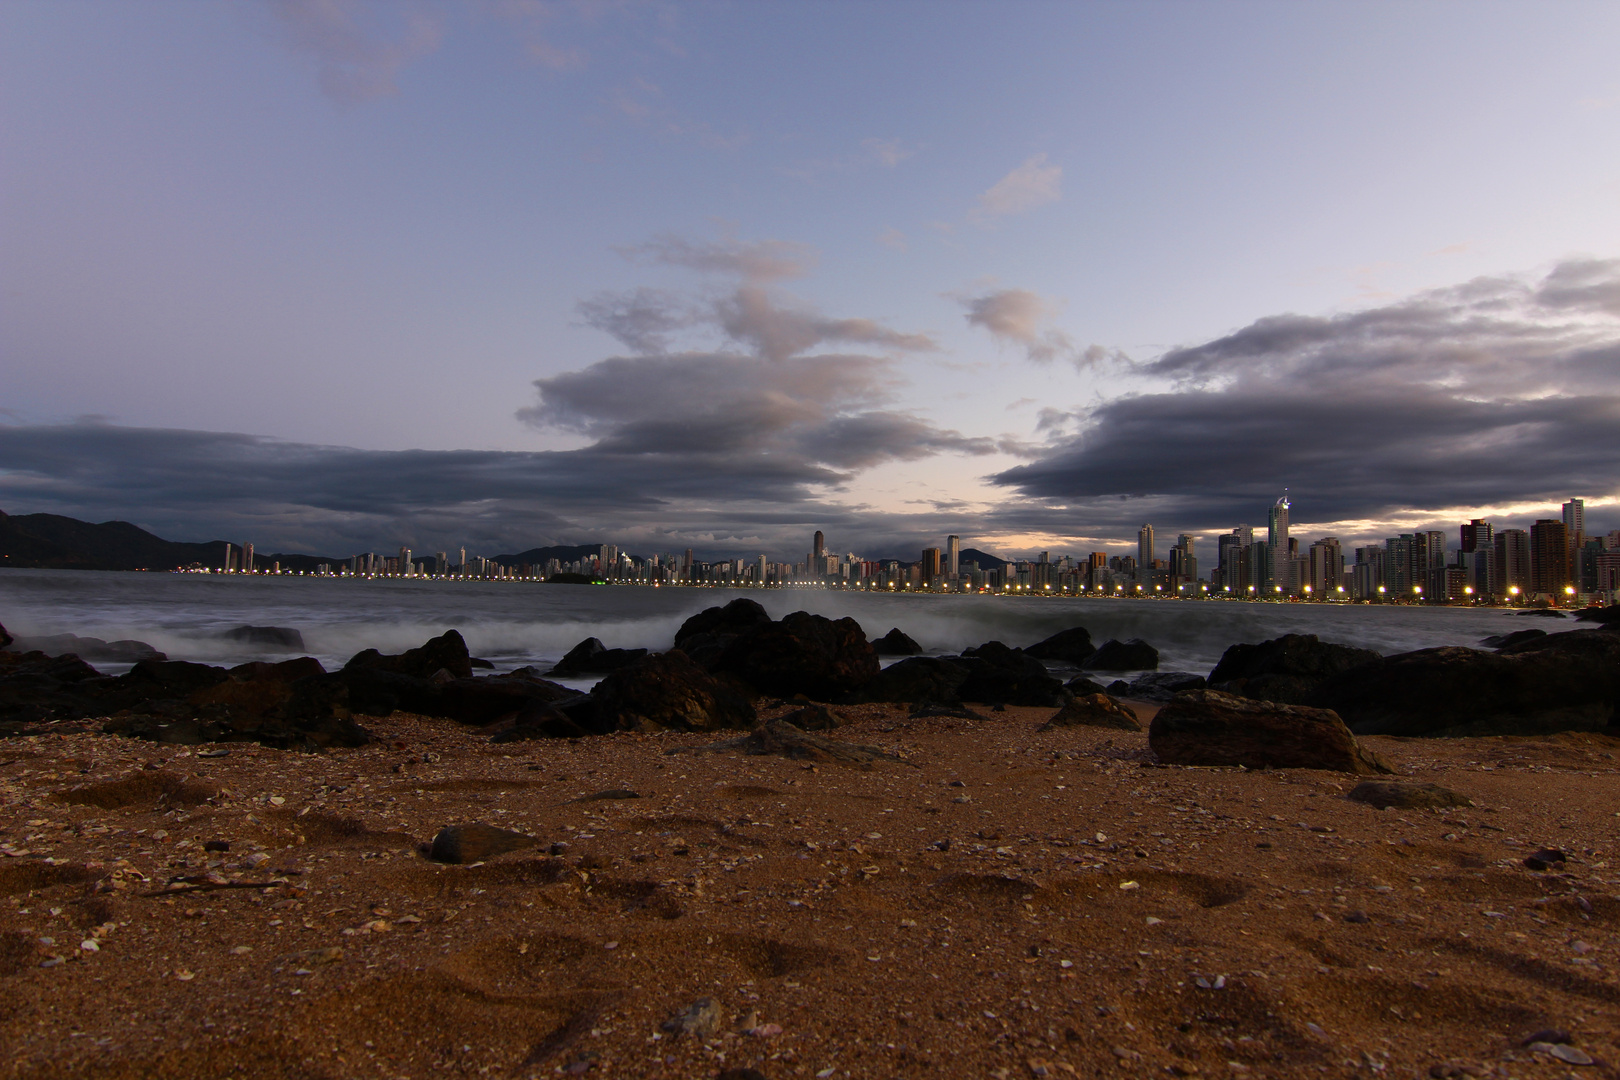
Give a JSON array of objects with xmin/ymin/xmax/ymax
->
[
  {"xmin": 575, "ymin": 288, "xmax": 695, "ymax": 354},
  {"xmin": 991, "ymin": 259, "xmax": 1620, "ymax": 542}
]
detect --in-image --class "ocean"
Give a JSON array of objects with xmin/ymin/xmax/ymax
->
[{"xmin": 0, "ymin": 568, "xmax": 1552, "ymax": 682}]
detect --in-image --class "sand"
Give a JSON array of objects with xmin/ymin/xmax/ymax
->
[{"xmin": 0, "ymin": 703, "xmax": 1617, "ymax": 1079}]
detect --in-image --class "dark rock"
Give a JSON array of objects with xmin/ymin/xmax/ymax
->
[
  {"xmin": 1346, "ymin": 781, "xmax": 1472, "ymax": 810},
  {"xmin": 672, "ymin": 718, "xmax": 903, "ymax": 767},
  {"xmin": 1106, "ymin": 680, "xmax": 1130, "ymax": 695},
  {"xmin": 1517, "ymin": 608, "xmax": 1569, "ymax": 618},
  {"xmin": 1575, "ymin": 604, "xmax": 1620, "ymax": 625},
  {"xmin": 1064, "ymin": 676, "xmax": 1109, "ymax": 696},
  {"xmin": 344, "ymin": 630, "xmax": 474, "ymax": 681},
  {"xmin": 872, "ymin": 627, "xmax": 922, "ymax": 656},
  {"xmin": 427, "ymin": 823, "xmax": 537, "ymax": 864},
  {"xmin": 909, "ymin": 701, "xmax": 987, "ymax": 721},
  {"xmin": 1083, "ymin": 638, "xmax": 1159, "ymax": 672},
  {"xmin": 547, "ymin": 637, "xmax": 649, "ymax": 677},
  {"xmin": 1039, "ymin": 694, "xmax": 1141, "ymax": 731},
  {"xmin": 1149, "ymin": 690, "xmax": 1393, "ymax": 774},
  {"xmin": 1479, "ymin": 628, "xmax": 1547, "ymax": 649},
  {"xmin": 713, "ymin": 611, "xmax": 879, "ymax": 701},
  {"xmin": 1309, "ymin": 629, "xmax": 1620, "ymax": 737},
  {"xmin": 1123, "ymin": 671, "xmax": 1208, "ymax": 702},
  {"xmin": 591, "ymin": 650, "xmax": 757, "ymax": 733},
  {"xmin": 1523, "ymin": 847, "xmax": 1567, "ymax": 872},
  {"xmin": 1024, "ymin": 626, "xmax": 1096, "ymax": 664},
  {"xmin": 6, "ymin": 634, "xmax": 166, "ymax": 663},
  {"xmin": 1206, "ymin": 634, "xmax": 1381, "ymax": 705},
  {"xmin": 229, "ymin": 656, "xmax": 327, "ymax": 682},
  {"xmin": 844, "ymin": 657, "xmax": 970, "ymax": 704},
  {"xmin": 488, "ymin": 699, "xmax": 592, "ymax": 742},
  {"xmin": 954, "ymin": 641, "xmax": 1068, "ymax": 706},
  {"xmin": 0, "ymin": 621, "xmax": 10, "ymax": 650},
  {"xmin": 777, "ymin": 703, "xmax": 846, "ymax": 731},
  {"xmin": 672, "ymin": 598, "xmax": 772, "ymax": 668},
  {"xmin": 223, "ymin": 625, "xmax": 305, "ymax": 650},
  {"xmin": 469, "ymin": 657, "xmax": 495, "ymax": 670},
  {"xmin": 662, "ymin": 997, "xmax": 723, "ymax": 1038},
  {"xmin": 104, "ymin": 659, "xmax": 230, "ymax": 705},
  {"xmin": 568, "ymin": 789, "xmax": 640, "ymax": 803}
]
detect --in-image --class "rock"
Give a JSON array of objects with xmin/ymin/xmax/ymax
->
[
  {"xmin": 1523, "ymin": 847, "xmax": 1567, "ymax": 872},
  {"xmin": 228, "ymin": 656, "xmax": 327, "ymax": 682},
  {"xmin": 427, "ymin": 823, "xmax": 537, "ymax": 864},
  {"xmin": 1149, "ymin": 690, "xmax": 1393, "ymax": 774},
  {"xmin": 1346, "ymin": 781, "xmax": 1472, "ymax": 810},
  {"xmin": 954, "ymin": 642, "xmax": 1069, "ymax": 707},
  {"xmin": 223, "ymin": 625, "xmax": 306, "ymax": 650},
  {"xmin": 1517, "ymin": 608, "xmax": 1569, "ymax": 618},
  {"xmin": 487, "ymin": 700, "xmax": 592, "ymax": 742},
  {"xmin": 1039, "ymin": 694, "xmax": 1141, "ymax": 731},
  {"xmin": 843, "ymin": 657, "xmax": 970, "ymax": 705},
  {"xmin": 1308, "ymin": 629, "xmax": 1620, "ymax": 737},
  {"xmin": 1123, "ymin": 671, "xmax": 1207, "ymax": 702},
  {"xmin": 1575, "ymin": 604, "xmax": 1620, "ymax": 625},
  {"xmin": 777, "ymin": 703, "xmax": 846, "ymax": 731},
  {"xmin": 1479, "ymin": 628, "xmax": 1547, "ymax": 649},
  {"xmin": 546, "ymin": 637, "xmax": 648, "ymax": 677},
  {"xmin": 1024, "ymin": 626, "xmax": 1096, "ymax": 664},
  {"xmin": 591, "ymin": 650, "xmax": 757, "ymax": 733},
  {"xmin": 1206, "ymin": 634, "xmax": 1381, "ymax": 705},
  {"xmin": 0, "ymin": 621, "xmax": 10, "ymax": 650},
  {"xmin": 1064, "ymin": 676, "xmax": 1109, "ymax": 696},
  {"xmin": 1106, "ymin": 680, "xmax": 1130, "ymax": 695},
  {"xmin": 1083, "ymin": 639, "xmax": 1159, "ymax": 672},
  {"xmin": 909, "ymin": 701, "xmax": 988, "ymax": 721},
  {"xmin": 717, "ymin": 1069, "xmax": 769, "ymax": 1080},
  {"xmin": 674, "ymin": 719, "xmax": 904, "ymax": 767},
  {"xmin": 713, "ymin": 611, "xmax": 879, "ymax": 701},
  {"xmin": 344, "ymin": 630, "xmax": 474, "ymax": 681},
  {"xmin": 872, "ymin": 627, "xmax": 922, "ymax": 656},
  {"xmin": 672, "ymin": 598, "xmax": 773, "ymax": 668},
  {"xmin": 662, "ymin": 997, "xmax": 723, "ymax": 1038},
  {"xmin": 5, "ymin": 634, "xmax": 166, "ymax": 664}
]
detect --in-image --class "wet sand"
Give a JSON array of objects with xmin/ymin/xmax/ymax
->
[{"xmin": 1, "ymin": 703, "xmax": 1617, "ymax": 1079}]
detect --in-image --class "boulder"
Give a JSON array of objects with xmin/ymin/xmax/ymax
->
[
  {"xmin": 0, "ymin": 649, "xmax": 113, "ymax": 729},
  {"xmin": 845, "ymin": 657, "xmax": 969, "ymax": 704},
  {"xmin": 1083, "ymin": 638, "xmax": 1159, "ymax": 672},
  {"xmin": 713, "ymin": 611, "xmax": 879, "ymax": 701},
  {"xmin": 1149, "ymin": 690, "xmax": 1393, "ymax": 774},
  {"xmin": 1347, "ymin": 781, "xmax": 1472, "ymax": 810},
  {"xmin": 427, "ymin": 823, "xmax": 536, "ymax": 864},
  {"xmin": 488, "ymin": 700, "xmax": 593, "ymax": 742},
  {"xmin": 1575, "ymin": 604, "xmax": 1620, "ymax": 625},
  {"xmin": 672, "ymin": 718, "xmax": 903, "ymax": 767},
  {"xmin": 546, "ymin": 637, "xmax": 648, "ymax": 677},
  {"xmin": 776, "ymin": 703, "xmax": 847, "ymax": 731},
  {"xmin": 1478, "ymin": 629, "xmax": 1547, "ymax": 650},
  {"xmin": 1039, "ymin": 694, "xmax": 1140, "ymax": 731},
  {"xmin": 1206, "ymin": 634, "xmax": 1380, "ymax": 704},
  {"xmin": 228, "ymin": 656, "xmax": 327, "ymax": 682},
  {"xmin": 224, "ymin": 625, "xmax": 306, "ymax": 650},
  {"xmin": 1308, "ymin": 629, "xmax": 1620, "ymax": 737},
  {"xmin": 1024, "ymin": 626, "xmax": 1096, "ymax": 664},
  {"xmin": 344, "ymin": 629, "xmax": 474, "ymax": 681},
  {"xmin": 872, "ymin": 628, "xmax": 922, "ymax": 656},
  {"xmin": 1123, "ymin": 671, "xmax": 1207, "ymax": 702},
  {"xmin": 591, "ymin": 650, "xmax": 757, "ymax": 733},
  {"xmin": 1063, "ymin": 675, "xmax": 1110, "ymax": 696},
  {"xmin": 672, "ymin": 598, "xmax": 772, "ymax": 668},
  {"xmin": 1517, "ymin": 608, "xmax": 1569, "ymax": 618},
  {"xmin": 0, "ymin": 621, "xmax": 10, "ymax": 650},
  {"xmin": 5, "ymin": 634, "xmax": 166, "ymax": 663},
  {"xmin": 955, "ymin": 641, "xmax": 1068, "ymax": 707}
]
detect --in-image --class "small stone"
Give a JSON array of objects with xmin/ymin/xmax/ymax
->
[
  {"xmin": 747, "ymin": 1023, "xmax": 782, "ymax": 1038},
  {"xmin": 1145, "ymin": 917, "xmax": 1163, "ymax": 926},
  {"xmin": 1347, "ymin": 781, "xmax": 1472, "ymax": 811},
  {"xmin": 1118, "ymin": 880, "xmax": 1139, "ymax": 890},
  {"xmin": 243, "ymin": 852, "xmax": 271, "ymax": 869},
  {"xmin": 1572, "ymin": 941, "xmax": 1594, "ymax": 955},
  {"xmin": 427, "ymin": 823, "xmax": 536, "ymax": 864},
  {"xmin": 1529, "ymin": 1043, "xmax": 1594, "ymax": 1066},
  {"xmin": 79, "ymin": 939, "xmax": 99, "ymax": 953},
  {"xmin": 203, "ymin": 841, "xmax": 230, "ymax": 853},
  {"xmin": 663, "ymin": 996, "xmax": 723, "ymax": 1038},
  {"xmin": 292, "ymin": 946, "xmax": 343, "ymax": 966},
  {"xmin": 175, "ymin": 969, "xmax": 195, "ymax": 981},
  {"xmin": 230, "ymin": 946, "xmax": 252, "ymax": 955}
]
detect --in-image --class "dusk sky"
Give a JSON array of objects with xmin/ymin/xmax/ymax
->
[{"xmin": 3, "ymin": 1, "xmax": 1619, "ymax": 561}]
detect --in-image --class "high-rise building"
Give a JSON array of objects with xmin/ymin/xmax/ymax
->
[
  {"xmin": 813, "ymin": 531, "xmax": 825, "ymax": 563},
  {"xmin": 1494, "ymin": 529, "xmax": 1529, "ymax": 595},
  {"xmin": 1563, "ymin": 498, "xmax": 1586, "ymax": 565},
  {"xmin": 458, "ymin": 547, "xmax": 466, "ymax": 573},
  {"xmin": 921, "ymin": 547, "xmax": 941, "ymax": 583},
  {"xmin": 1308, "ymin": 537, "xmax": 1343, "ymax": 595},
  {"xmin": 436, "ymin": 552, "xmax": 448, "ymax": 577},
  {"xmin": 1137, "ymin": 524, "xmax": 1154, "ymax": 581},
  {"xmin": 222, "ymin": 542, "xmax": 234, "ymax": 572},
  {"xmin": 1267, "ymin": 496, "xmax": 1290, "ymax": 590},
  {"xmin": 1529, "ymin": 519, "xmax": 1570, "ymax": 596},
  {"xmin": 399, "ymin": 546, "xmax": 412, "ymax": 577},
  {"xmin": 1169, "ymin": 534, "xmax": 1198, "ymax": 584},
  {"xmin": 243, "ymin": 542, "xmax": 254, "ymax": 574},
  {"xmin": 1460, "ymin": 519, "xmax": 1493, "ymax": 554},
  {"xmin": 947, "ymin": 535, "xmax": 960, "ymax": 577}
]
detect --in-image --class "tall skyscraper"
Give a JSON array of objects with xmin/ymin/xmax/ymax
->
[
  {"xmin": 459, "ymin": 547, "xmax": 466, "ymax": 573},
  {"xmin": 1494, "ymin": 529, "xmax": 1529, "ymax": 595},
  {"xmin": 1137, "ymin": 524, "xmax": 1154, "ymax": 579},
  {"xmin": 1564, "ymin": 498, "xmax": 1586, "ymax": 565},
  {"xmin": 921, "ymin": 547, "xmax": 941, "ymax": 583},
  {"xmin": 947, "ymin": 535, "xmax": 960, "ymax": 577},
  {"xmin": 399, "ymin": 546, "xmax": 411, "ymax": 576},
  {"xmin": 813, "ymin": 531, "xmax": 825, "ymax": 562},
  {"xmin": 1460, "ymin": 519, "xmax": 1492, "ymax": 554},
  {"xmin": 1529, "ymin": 519, "xmax": 1570, "ymax": 596},
  {"xmin": 1267, "ymin": 496, "xmax": 1290, "ymax": 590},
  {"xmin": 1308, "ymin": 537, "xmax": 1343, "ymax": 595},
  {"xmin": 243, "ymin": 542, "xmax": 254, "ymax": 574}
]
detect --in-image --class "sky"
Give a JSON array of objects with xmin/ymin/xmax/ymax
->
[{"xmin": 2, "ymin": 0, "xmax": 1619, "ymax": 562}]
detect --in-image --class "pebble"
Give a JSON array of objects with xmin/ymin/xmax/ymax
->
[
  {"xmin": 663, "ymin": 997, "xmax": 722, "ymax": 1038},
  {"xmin": 1529, "ymin": 1042, "xmax": 1594, "ymax": 1066},
  {"xmin": 1118, "ymin": 881, "xmax": 1139, "ymax": 890}
]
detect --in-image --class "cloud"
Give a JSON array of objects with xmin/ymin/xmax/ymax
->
[
  {"xmin": 717, "ymin": 287, "xmax": 934, "ymax": 362},
  {"xmin": 623, "ymin": 234, "xmax": 815, "ymax": 283},
  {"xmin": 575, "ymin": 288, "xmax": 695, "ymax": 354},
  {"xmin": 990, "ymin": 259, "xmax": 1620, "ymax": 541},
  {"xmin": 269, "ymin": 0, "xmax": 444, "ymax": 104},
  {"xmin": 960, "ymin": 288, "xmax": 1084, "ymax": 365},
  {"xmin": 976, "ymin": 153, "xmax": 1062, "ymax": 218},
  {"xmin": 876, "ymin": 227, "xmax": 907, "ymax": 251},
  {"xmin": 861, "ymin": 137, "xmax": 916, "ymax": 168}
]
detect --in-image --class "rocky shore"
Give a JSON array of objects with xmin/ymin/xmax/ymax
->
[{"xmin": 0, "ymin": 606, "xmax": 1617, "ymax": 1078}]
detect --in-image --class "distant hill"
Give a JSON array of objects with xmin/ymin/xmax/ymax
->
[
  {"xmin": 959, "ymin": 547, "xmax": 1008, "ymax": 569},
  {"xmin": 491, "ymin": 544, "xmax": 605, "ymax": 567},
  {"xmin": 0, "ymin": 511, "xmax": 337, "ymax": 572}
]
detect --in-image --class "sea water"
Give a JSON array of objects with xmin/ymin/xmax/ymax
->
[{"xmin": 0, "ymin": 568, "xmax": 1552, "ymax": 681}]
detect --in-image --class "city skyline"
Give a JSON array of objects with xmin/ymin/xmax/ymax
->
[{"xmin": 3, "ymin": 4, "xmax": 1619, "ymax": 555}]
